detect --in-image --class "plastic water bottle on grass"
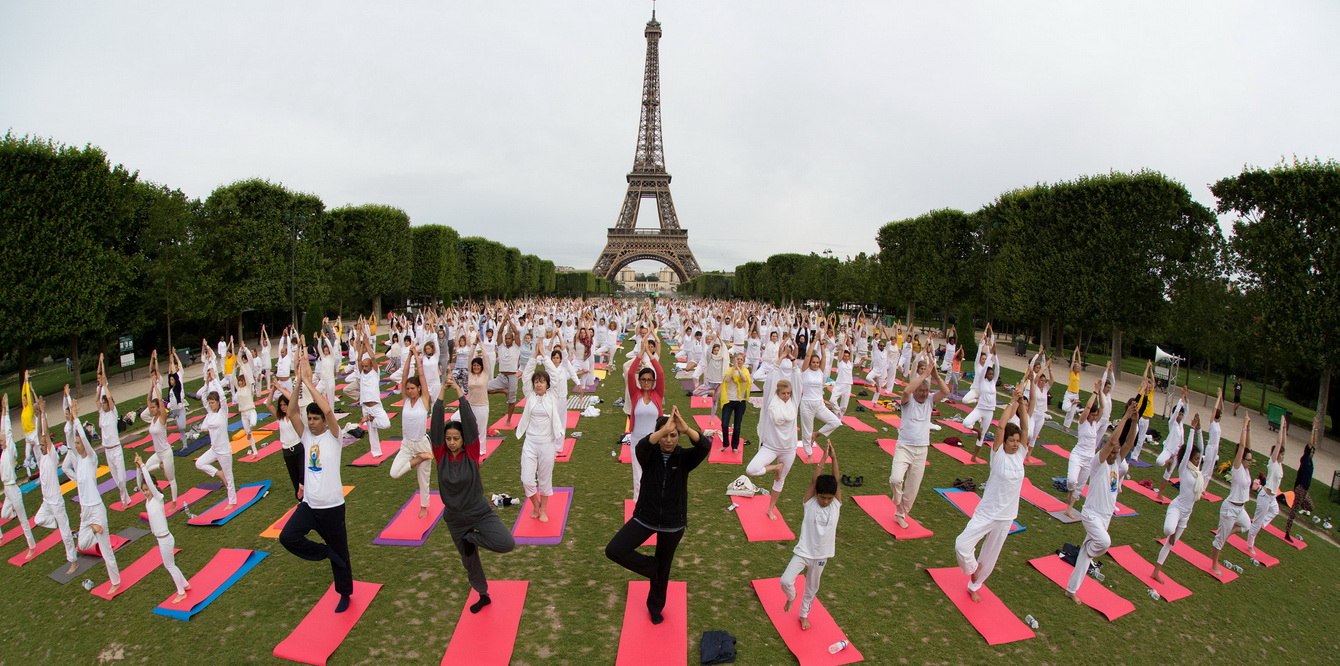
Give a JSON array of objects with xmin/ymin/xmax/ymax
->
[
  {"xmin": 1147, "ymin": 589, "xmax": 1160, "ymax": 601},
  {"xmin": 828, "ymin": 640, "xmax": 848, "ymax": 654},
  {"xmin": 1023, "ymin": 614, "xmax": 1039, "ymax": 629},
  {"xmin": 82, "ymin": 579, "xmax": 94, "ymax": 591}
]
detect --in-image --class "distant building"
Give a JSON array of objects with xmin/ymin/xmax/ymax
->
[
  {"xmin": 555, "ymin": 266, "xmax": 579, "ymax": 273},
  {"xmin": 616, "ymin": 266, "xmax": 681, "ymax": 292}
]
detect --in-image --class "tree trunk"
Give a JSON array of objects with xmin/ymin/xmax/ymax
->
[
  {"xmin": 69, "ymin": 335, "xmax": 82, "ymax": 397},
  {"xmin": 17, "ymin": 347, "xmax": 28, "ymax": 379},
  {"xmin": 1054, "ymin": 320, "xmax": 1065, "ymax": 354},
  {"xmin": 1110, "ymin": 328, "xmax": 1123, "ymax": 380},
  {"xmin": 1040, "ymin": 318, "xmax": 1052, "ymax": 354},
  {"xmin": 1203, "ymin": 358, "xmax": 1211, "ymax": 406},
  {"xmin": 237, "ymin": 315, "xmax": 244, "ymax": 348},
  {"xmin": 1315, "ymin": 367, "xmax": 1331, "ymax": 440},
  {"xmin": 1258, "ymin": 362, "xmax": 1269, "ymax": 414},
  {"xmin": 905, "ymin": 301, "xmax": 916, "ymax": 329},
  {"xmin": 373, "ymin": 295, "xmax": 383, "ymax": 324}
]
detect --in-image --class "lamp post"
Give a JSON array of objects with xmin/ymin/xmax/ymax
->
[{"xmin": 822, "ymin": 248, "xmax": 833, "ymax": 309}]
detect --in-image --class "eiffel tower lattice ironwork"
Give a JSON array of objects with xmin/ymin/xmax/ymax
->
[{"xmin": 592, "ymin": 12, "xmax": 701, "ymax": 283}]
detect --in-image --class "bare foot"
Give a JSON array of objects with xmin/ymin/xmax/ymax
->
[
  {"xmin": 24, "ymin": 548, "xmax": 35, "ymax": 561},
  {"xmin": 538, "ymin": 510, "xmax": 549, "ymax": 523},
  {"xmin": 969, "ymin": 588, "xmax": 982, "ymax": 603},
  {"xmin": 1210, "ymin": 565, "xmax": 1222, "ymax": 576},
  {"xmin": 766, "ymin": 509, "xmax": 778, "ymax": 521},
  {"xmin": 1064, "ymin": 508, "xmax": 1077, "ymax": 520},
  {"xmin": 1247, "ymin": 546, "xmax": 1256, "ymax": 555},
  {"xmin": 783, "ymin": 598, "xmax": 794, "ymax": 613},
  {"xmin": 172, "ymin": 591, "xmax": 188, "ymax": 603},
  {"xmin": 91, "ymin": 523, "xmax": 104, "ymax": 535},
  {"xmin": 66, "ymin": 562, "xmax": 79, "ymax": 574},
  {"xmin": 228, "ymin": 500, "xmax": 238, "ymax": 507},
  {"xmin": 895, "ymin": 514, "xmax": 908, "ymax": 529},
  {"xmin": 1065, "ymin": 590, "xmax": 1082, "ymax": 604},
  {"xmin": 1150, "ymin": 569, "xmax": 1163, "ymax": 583},
  {"xmin": 530, "ymin": 507, "xmax": 540, "ymax": 519},
  {"xmin": 800, "ymin": 617, "xmax": 812, "ymax": 630},
  {"xmin": 419, "ymin": 507, "xmax": 429, "ymax": 519},
  {"xmin": 108, "ymin": 583, "xmax": 120, "ymax": 594}
]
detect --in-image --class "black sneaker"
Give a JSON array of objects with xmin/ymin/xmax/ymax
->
[{"xmin": 854, "ymin": 476, "xmax": 864, "ymax": 487}]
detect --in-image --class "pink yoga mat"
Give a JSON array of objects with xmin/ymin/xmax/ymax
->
[
  {"xmin": 489, "ymin": 413, "xmax": 522, "ymax": 432},
  {"xmin": 241, "ymin": 441, "xmax": 285, "ymax": 462},
  {"xmin": 927, "ymin": 567, "xmax": 1034, "ymax": 645},
  {"xmin": 690, "ymin": 396, "xmax": 714, "ymax": 409},
  {"xmin": 752, "ymin": 576, "xmax": 863, "ymax": 666},
  {"xmin": 8, "ymin": 528, "xmax": 66, "ymax": 566},
  {"xmin": 1122, "ymin": 480, "xmax": 1171, "ymax": 504},
  {"xmin": 375, "ymin": 491, "xmax": 445, "ymax": 544},
  {"xmin": 857, "ymin": 399, "xmax": 892, "ymax": 412},
  {"xmin": 186, "ymin": 482, "xmax": 268, "ymax": 526},
  {"xmin": 78, "ymin": 533, "xmax": 129, "ymax": 558},
  {"xmin": 841, "ymin": 415, "xmax": 876, "ymax": 432},
  {"xmin": 931, "ymin": 442, "xmax": 987, "ymax": 465},
  {"xmin": 0, "ymin": 518, "xmax": 37, "ymax": 547},
  {"xmin": 731, "ymin": 495, "xmax": 794, "ymax": 541},
  {"xmin": 91, "ymin": 546, "xmax": 182, "ymax": 600},
  {"xmin": 273, "ymin": 581, "xmax": 383, "ymax": 666},
  {"xmin": 936, "ymin": 419, "xmax": 978, "ymax": 435},
  {"xmin": 155, "ymin": 548, "xmax": 252, "ymax": 613},
  {"xmin": 349, "ymin": 441, "xmax": 401, "ymax": 466},
  {"xmin": 693, "ymin": 414, "xmax": 722, "ymax": 431},
  {"xmin": 511, "ymin": 488, "xmax": 573, "ymax": 543},
  {"xmin": 441, "ymin": 580, "xmax": 529, "ymax": 666},
  {"xmin": 709, "ymin": 445, "xmax": 745, "ymax": 464},
  {"xmin": 110, "ymin": 480, "xmax": 171, "ymax": 512},
  {"xmin": 1168, "ymin": 478, "xmax": 1221, "ymax": 502},
  {"xmin": 565, "ymin": 411, "xmax": 580, "ymax": 428},
  {"xmin": 1028, "ymin": 554, "xmax": 1135, "ymax": 621},
  {"xmin": 143, "ymin": 484, "xmax": 217, "ymax": 522},
  {"xmin": 554, "ymin": 437, "xmax": 577, "ymax": 462},
  {"xmin": 616, "ymin": 581, "xmax": 686, "ymax": 666},
  {"xmin": 852, "ymin": 495, "xmax": 933, "ymax": 539},
  {"xmin": 875, "ymin": 414, "xmax": 901, "ymax": 429},
  {"xmin": 1214, "ymin": 531, "xmax": 1281, "ymax": 566},
  {"xmin": 1106, "ymin": 545, "xmax": 1192, "ymax": 602},
  {"xmin": 1264, "ymin": 523, "xmax": 1306, "ymax": 549},
  {"xmin": 1040, "ymin": 443, "xmax": 1070, "ymax": 459},
  {"xmin": 624, "ymin": 499, "xmax": 656, "ymax": 546},
  {"xmin": 1158, "ymin": 538, "xmax": 1238, "ymax": 582}
]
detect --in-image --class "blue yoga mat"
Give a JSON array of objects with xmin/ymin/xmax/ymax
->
[
  {"xmin": 152, "ymin": 550, "xmax": 269, "ymax": 621},
  {"xmin": 933, "ymin": 487, "xmax": 1025, "ymax": 534}
]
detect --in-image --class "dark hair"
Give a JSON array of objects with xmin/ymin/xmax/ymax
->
[
  {"xmin": 208, "ymin": 391, "xmax": 221, "ymax": 404},
  {"xmin": 655, "ymin": 415, "xmax": 671, "ymax": 431},
  {"xmin": 276, "ymin": 394, "xmax": 290, "ymax": 417},
  {"xmin": 471, "ymin": 357, "xmax": 484, "ymax": 372},
  {"xmin": 305, "ymin": 403, "xmax": 324, "ymax": 419},
  {"xmin": 531, "ymin": 369, "xmax": 551, "ymax": 389},
  {"xmin": 406, "ymin": 375, "xmax": 423, "ymax": 392},
  {"xmin": 638, "ymin": 367, "xmax": 656, "ymax": 381},
  {"xmin": 444, "ymin": 421, "xmax": 465, "ymax": 436},
  {"xmin": 815, "ymin": 474, "xmax": 838, "ymax": 495},
  {"xmin": 1003, "ymin": 422, "xmax": 1022, "ymax": 443}
]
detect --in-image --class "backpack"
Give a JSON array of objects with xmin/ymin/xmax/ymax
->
[{"xmin": 726, "ymin": 475, "xmax": 758, "ymax": 497}]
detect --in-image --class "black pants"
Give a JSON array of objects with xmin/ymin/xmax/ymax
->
[
  {"xmin": 446, "ymin": 513, "xmax": 517, "ymax": 595},
  {"xmin": 280, "ymin": 502, "xmax": 353, "ymax": 596},
  {"xmin": 282, "ymin": 445, "xmax": 304, "ymax": 500},
  {"xmin": 605, "ymin": 519, "xmax": 684, "ymax": 614},
  {"xmin": 720, "ymin": 400, "xmax": 746, "ymax": 450}
]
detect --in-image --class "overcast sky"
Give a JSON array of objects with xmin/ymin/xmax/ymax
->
[{"xmin": 3, "ymin": 1, "xmax": 1337, "ymax": 274}]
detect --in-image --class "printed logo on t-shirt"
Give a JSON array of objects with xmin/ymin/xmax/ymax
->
[
  {"xmin": 308, "ymin": 441, "xmax": 322, "ymax": 472},
  {"xmin": 1108, "ymin": 470, "xmax": 1119, "ymax": 494}
]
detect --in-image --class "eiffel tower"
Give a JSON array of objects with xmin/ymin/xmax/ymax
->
[{"xmin": 592, "ymin": 11, "xmax": 701, "ymax": 282}]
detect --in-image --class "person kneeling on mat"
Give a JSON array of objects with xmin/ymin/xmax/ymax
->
[
  {"xmin": 782, "ymin": 441, "xmax": 842, "ymax": 630},
  {"xmin": 606, "ymin": 406, "xmax": 711, "ymax": 625},
  {"xmin": 279, "ymin": 339, "xmax": 354, "ymax": 613}
]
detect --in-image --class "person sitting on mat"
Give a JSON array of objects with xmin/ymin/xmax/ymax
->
[
  {"xmin": 606, "ymin": 406, "xmax": 711, "ymax": 625},
  {"xmin": 782, "ymin": 440, "xmax": 841, "ymax": 630},
  {"xmin": 279, "ymin": 339, "xmax": 355, "ymax": 613},
  {"xmin": 419, "ymin": 374, "xmax": 516, "ymax": 613}
]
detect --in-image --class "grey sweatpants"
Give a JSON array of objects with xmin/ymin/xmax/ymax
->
[{"xmin": 446, "ymin": 513, "xmax": 516, "ymax": 595}]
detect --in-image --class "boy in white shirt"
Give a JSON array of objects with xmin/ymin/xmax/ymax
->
[{"xmin": 781, "ymin": 442, "xmax": 841, "ymax": 630}]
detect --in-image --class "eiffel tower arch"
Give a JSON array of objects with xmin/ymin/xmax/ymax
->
[{"xmin": 593, "ymin": 12, "xmax": 701, "ymax": 283}]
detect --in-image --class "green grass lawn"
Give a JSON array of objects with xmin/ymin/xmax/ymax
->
[{"xmin": 3, "ymin": 336, "xmax": 1339, "ymax": 664}]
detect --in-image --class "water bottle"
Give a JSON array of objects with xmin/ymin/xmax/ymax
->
[
  {"xmin": 1222, "ymin": 559, "xmax": 1235, "ymax": 572},
  {"xmin": 828, "ymin": 640, "xmax": 848, "ymax": 654},
  {"xmin": 1147, "ymin": 589, "xmax": 1160, "ymax": 601},
  {"xmin": 610, "ymin": 450, "xmax": 618, "ymax": 457},
  {"xmin": 1023, "ymin": 614, "xmax": 1039, "ymax": 629},
  {"xmin": 1250, "ymin": 558, "xmax": 1262, "ymax": 567},
  {"xmin": 82, "ymin": 579, "xmax": 94, "ymax": 591},
  {"xmin": 1091, "ymin": 569, "xmax": 1105, "ymax": 582}
]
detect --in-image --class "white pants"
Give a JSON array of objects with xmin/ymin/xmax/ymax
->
[
  {"xmin": 239, "ymin": 409, "xmax": 257, "ymax": 436},
  {"xmin": 104, "ymin": 445, "xmax": 131, "ymax": 503},
  {"xmin": 955, "ymin": 515, "xmax": 1012, "ymax": 591},
  {"xmin": 799, "ymin": 399, "xmax": 841, "ymax": 448},
  {"xmin": 780, "ymin": 554, "xmax": 826, "ymax": 618},
  {"xmin": 1066, "ymin": 449, "xmax": 1095, "ymax": 492},
  {"xmin": 1062, "ymin": 391, "xmax": 1080, "ymax": 429},
  {"xmin": 156, "ymin": 533, "xmax": 189, "ymax": 594},
  {"xmin": 1029, "ymin": 413, "xmax": 1045, "ymax": 447},
  {"xmin": 24, "ymin": 431, "xmax": 39, "ymax": 468},
  {"xmin": 143, "ymin": 447, "xmax": 179, "ymax": 503},
  {"xmin": 361, "ymin": 402, "xmax": 391, "ymax": 457},
  {"xmin": 889, "ymin": 445, "xmax": 929, "ymax": 518},
  {"xmin": 1067, "ymin": 511, "xmax": 1112, "ymax": 593},
  {"xmin": 1246, "ymin": 490, "xmax": 1280, "ymax": 549},
  {"xmin": 34, "ymin": 498, "xmax": 76, "ymax": 562},
  {"xmin": 171, "ymin": 407, "xmax": 189, "ymax": 443},
  {"xmin": 1131, "ymin": 418, "xmax": 1150, "ymax": 459},
  {"xmin": 962, "ymin": 406, "xmax": 995, "ymax": 445},
  {"xmin": 77, "ymin": 503, "xmax": 120, "ymax": 585},
  {"xmin": 390, "ymin": 435, "xmax": 433, "ymax": 506},
  {"xmin": 746, "ymin": 446, "xmax": 797, "ymax": 493},
  {"xmin": 195, "ymin": 448, "xmax": 238, "ymax": 504},
  {"xmin": 1213, "ymin": 501, "xmax": 1251, "ymax": 550},
  {"xmin": 1, "ymin": 484, "xmax": 36, "ymax": 549},
  {"xmin": 830, "ymin": 383, "xmax": 852, "ymax": 414},
  {"xmin": 1156, "ymin": 503, "xmax": 1193, "ymax": 565},
  {"xmin": 520, "ymin": 436, "xmax": 557, "ymax": 497}
]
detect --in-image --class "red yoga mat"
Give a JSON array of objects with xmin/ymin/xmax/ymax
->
[
  {"xmin": 875, "ymin": 414, "xmax": 901, "ymax": 429},
  {"xmin": 841, "ymin": 415, "xmax": 876, "ymax": 433},
  {"xmin": 1264, "ymin": 523, "xmax": 1307, "ymax": 549},
  {"xmin": 1214, "ymin": 531, "xmax": 1280, "ymax": 567},
  {"xmin": 752, "ymin": 576, "xmax": 863, "ymax": 666},
  {"xmin": 709, "ymin": 446, "xmax": 745, "ymax": 464},
  {"xmin": 877, "ymin": 438, "xmax": 899, "ymax": 457},
  {"xmin": 616, "ymin": 580, "xmax": 687, "ymax": 666},
  {"xmin": 1158, "ymin": 538, "xmax": 1238, "ymax": 582},
  {"xmin": 273, "ymin": 581, "xmax": 383, "ymax": 666},
  {"xmin": 156, "ymin": 547, "xmax": 252, "ymax": 613},
  {"xmin": 439, "ymin": 580, "xmax": 529, "ymax": 665},
  {"xmin": 376, "ymin": 491, "xmax": 446, "ymax": 542},
  {"xmin": 926, "ymin": 567, "xmax": 1034, "ymax": 645},
  {"xmin": 0, "ymin": 517, "xmax": 37, "ymax": 547},
  {"xmin": 262, "ymin": 486, "xmax": 355, "ymax": 539},
  {"xmin": 1040, "ymin": 443, "xmax": 1070, "ymax": 459},
  {"xmin": 1121, "ymin": 480, "xmax": 1171, "ymax": 504},
  {"xmin": 109, "ymin": 480, "xmax": 171, "ymax": 512},
  {"xmin": 852, "ymin": 495, "xmax": 933, "ymax": 539},
  {"xmin": 349, "ymin": 440, "xmax": 402, "ymax": 466},
  {"xmin": 931, "ymin": 442, "xmax": 987, "ymax": 465},
  {"xmin": 241, "ymin": 441, "xmax": 285, "ymax": 463},
  {"xmin": 936, "ymin": 419, "xmax": 978, "ymax": 436},
  {"xmin": 690, "ymin": 396, "xmax": 714, "ymax": 409},
  {"xmin": 511, "ymin": 488, "xmax": 573, "ymax": 540},
  {"xmin": 555, "ymin": 437, "xmax": 578, "ymax": 462},
  {"xmin": 8, "ymin": 528, "xmax": 66, "ymax": 566},
  {"xmin": 488, "ymin": 413, "xmax": 522, "ymax": 432},
  {"xmin": 145, "ymin": 484, "xmax": 217, "ymax": 522},
  {"xmin": 731, "ymin": 495, "xmax": 795, "ymax": 541},
  {"xmin": 693, "ymin": 414, "xmax": 722, "ymax": 431},
  {"xmin": 624, "ymin": 499, "xmax": 656, "ymax": 546},
  {"xmin": 565, "ymin": 411, "xmax": 580, "ymax": 429},
  {"xmin": 1106, "ymin": 545, "xmax": 1192, "ymax": 602},
  {"xmin": 618, "ymin": 443, "xmax": 632, "ymax": 464},
  {"xmin": 186, "ymin": 483, "xmax": 268, "ymax": 526},
  {"xmin": 1017, "ymin": 478, "xmax": 1078, "ymax": 523},
  {"xmin": 78, "ymin": 533, "xmax": 129, "ymax": 558},
  {"xmin": 478, "ymin": 438, "xmax": 504, "ymax": 462},
  {"xmin": 1027, "ymin": 554, "xmax": 1135, "ymax": 621},
  {"xmin": 91, "ymin": 545, "xmax": 182, "ymax": 600}
]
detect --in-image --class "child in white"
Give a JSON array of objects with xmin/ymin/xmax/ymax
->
[
  {"xmin": 955, "ymin": 382, "xmax": 1031, "ymax": 602},
  {"xmin": 781, "ymin": 442, "xmax": 841, "ymax": 630},
  {"xmin": 135, "ymin": 456, "xmax": 190, "ymax": 601},
  {"xmin": 1246, "ymin": 417, "xmax": 1286, "ymax": 553}
]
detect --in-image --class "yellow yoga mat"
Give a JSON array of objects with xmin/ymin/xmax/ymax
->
[
  {"xmin": 60, "ymin": 465, "xmax": 109, "ymax": 494},
  {"xmin": 259, "ymin": 486, "xmax": 354, "ymax": 538}
]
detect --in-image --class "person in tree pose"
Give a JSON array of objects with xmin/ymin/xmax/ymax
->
[
  {"xmin": 95, "ymin": 354, "xmax": 133, "ymax": 507},
  {"xmin": 67, "ymin": 388, "xmax": 121, "ymax": 593},
  {"xmin": 133, "ymin": 453, "xmax": 191, "ymax": 602},
  {"xmin": 782, "ymin": 441, "xmax": 842, "ymax": 628}
]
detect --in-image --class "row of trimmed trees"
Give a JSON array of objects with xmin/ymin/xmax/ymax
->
[
  {"xmin": 0, "ymin": 133, "xmax": 588, "ymax": 390},
  {"xmin": 711, "ymin": 164, "xmax": 1337, "ymax": 436}
]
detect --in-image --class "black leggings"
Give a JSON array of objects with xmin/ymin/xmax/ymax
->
[
  {"xmin": 605, "ymin": 519, "xmax": 684, "ymax": 614},
  {"xmin": 720, "ymin": 400, "xmax": 746, "ymax": 450}
]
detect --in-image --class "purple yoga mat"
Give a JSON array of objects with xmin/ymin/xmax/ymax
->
[
  {"xmin": 371, "ymin": 491, "xmax": 444, "ymax": 546},
  {"xmin": 72, "ymin": 469, "xmax": 137, "ymax": 504},
  {"xmin": 510, "ymin": 487, "xmax": 574, "ymax": 546}
]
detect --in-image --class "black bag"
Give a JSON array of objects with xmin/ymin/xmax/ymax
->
[
  {"xmin": 1058, "ymin": 542, "xmax": 1080, "ymax": 566},
  {"xmin": 346, "ymin": 427, "xmax": 368, "ymax": 440},
  {"xmin": 700, "ymin": 630, "xmax": 737, "ymax": 664},
  {"xmin": 952, "ymin": 477, "xmax": 977, "ymax": 492}
]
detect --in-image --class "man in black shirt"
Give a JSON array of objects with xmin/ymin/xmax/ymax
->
[{"xmin": 605, "ymin": 406, "xmax": 710, "ymax": 624}]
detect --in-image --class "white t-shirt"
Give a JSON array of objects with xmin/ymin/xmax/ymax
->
[
  {"xmin": 630, "ymin": 398, "xmax": 660, "ymax": 445},
  {"xmin": 75, "ymin": 452, "xmax": 103, "ymax": 508},
  {"xmin": 38, "ymin": 447, "xmax": 63, "ymax": 503},
  {"xmin": 977, "ymin": 446, "xmax": 1026, "ymax": 522},
  {"xmin": 497, "ymin": 344, "xmax": 520, "ymax": 373},
  {"xmin": 357, "ymin": 368, "xmax": 381, "ymax": 404},
  {"xmin": 1227, "ymin": 464, "xmax": 1251, "ymax": 503},
  {"xmin": 835, "ymin": 360, "xmax": 853, "ymax": 385},
  {"xmin": 99, "ymin": 406, "xmax": 120, "ymax": 447},
  {"xmin": 1081, "ymin": 455, "xmax": 1119, "ymax": 518},
  {"xmin": 1264, "ymin": 460, "xmax": 1283, "ymax": 495},
  {"xmin": 301, "ymin": 429, "xmax": 344, "ymax": 510},
  {"xmin": 899, "ymin": 395, "xmax": 934, "ymax": 447},
  {"xmin": 402, "ymin": 396, "xmax": 429, "ymax": 441},
  {"xmin": 800, "ymin": 369, "xmax": 825, "ymax": 402},
  {"xmin": 794, "ymin": 496, "xmax": 841, "ymax": 560}
]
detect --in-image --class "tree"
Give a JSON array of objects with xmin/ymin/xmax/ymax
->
[
  {"xmin": 1215, "ymin": 158, "xmax": 1340, "ymax": 436},
  {"xmin": 410, "ymin": 224, "xmax": 459, "ymax": 304},
  {"xmin": 327, "ymin": 205, "xmax": 412, "ymax": 318},
  {"xmin": 878, "ymin": 209, "xmax": 979, "ymax": 326}
]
